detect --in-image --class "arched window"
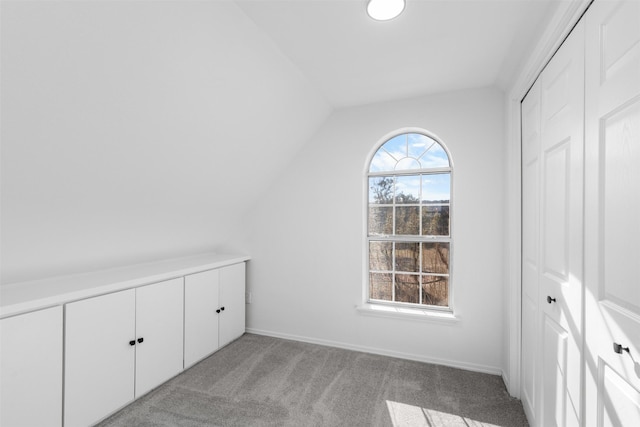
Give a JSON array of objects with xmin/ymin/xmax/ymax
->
[{"xmin": 367, "ymin": 131, "xmax": 452, "ymax": 309}]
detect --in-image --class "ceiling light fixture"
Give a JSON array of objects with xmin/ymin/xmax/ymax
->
[{"xmin": 367, "ymin": 0, "xmax": 405, "ymax": 21}]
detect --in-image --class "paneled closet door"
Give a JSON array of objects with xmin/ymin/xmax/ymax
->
[
  {"xmin": 584, "ymin": 1, "xmax": 640, "ymax": 425},
  {"xmin": 521, "ymin": 79, "xmax": 542, "ymax": 423},
  {"xmin": 538, "ymin": 19, "xmax": 584, "ymax": 427}
]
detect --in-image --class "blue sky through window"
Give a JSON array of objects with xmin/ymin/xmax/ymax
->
[{"xmin": 369, "ymin": 133, "xmax": 450, "ymax": 172}]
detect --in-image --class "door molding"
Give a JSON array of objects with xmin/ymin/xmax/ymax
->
[{"xmin": 504, "ymin": 0, "xmax": 592, "ymax": 398}]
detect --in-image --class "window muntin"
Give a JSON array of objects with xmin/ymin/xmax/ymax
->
[{"xmin": 367, "ymin": 132, "xmax": 452, "ymax": 309}]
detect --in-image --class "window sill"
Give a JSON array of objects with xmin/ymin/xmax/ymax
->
[{"xmin": 356, "ymin": 303, "xmax": 459, "ymax": 323}]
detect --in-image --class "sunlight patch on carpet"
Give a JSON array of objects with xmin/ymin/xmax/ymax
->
[{"xmin": 386, "ymin": 400, "xmax": 502, "ymax": 427}]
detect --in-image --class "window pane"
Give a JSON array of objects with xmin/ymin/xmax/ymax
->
[
  {"xmin": 369, "ymin": 177, "xmax": 394, "ymax": 204},
  {"xmin": 369, "ymin": 241, "xmax": 393, "ymax": 271},
  {"xmin": 369, "ymin": 206, "xmax": 393, "ymax": 235},
  {"xmin": 370, "ymin": 273, "xmax": 392, "ymax": 301},
  {"xmin": 395, "ymin": 175, "xmax": 421, "ymax": 204},
  {"xmin": 422, "ymin": 243, "xmax": 449, "ymax": 274},
  {"xmin": 395, "ymin": 242, "xmax": 419, "ymax": 272},
  {"xmin": 422, "ymin": 174, "xmax": 450, "ymax": 203},
  {"xmin": 407, "ymin": 133, "xmax": 435, "ymax": 159},
  {"xmin": 395, "ymin": 206, "xmax": 419, "ymax": 235},
  {"xmin": 369, "ymin": 150, "xmax": 397, "ymax": 173},
  {"xmin": 395, "ymin": 274, "xmax": 419, "ymax": 303},
  {"xmin": 422, "ymin": 276, "xmax": 449, "ymax": 307},
  {"xmin": 395, "ymin": 157, "xmax": 421, "ymax": 171},
  {"xmin": 420, "ymin": 143, "xmax": 449, "ymax": 168},
  {"xmin": 381, "ymin": 134, "xmax": 407, "ymax": 159},
  {"xmin": 422, "ymin": 206, "xmax": 449, "ymax": 236}
]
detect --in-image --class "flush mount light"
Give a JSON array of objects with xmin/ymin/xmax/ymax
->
[{"xmin": 367, "ymin": 0, "xmax": 405, "ymax": 21}]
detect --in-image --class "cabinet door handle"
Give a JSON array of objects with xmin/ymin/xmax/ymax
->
[
  {"xmin": 129, "ymin": 340, "xmax": 136, "ymax": 346},
  {"xmin": 137, "ymin": 337, "xmax": 144, "ymax": 344},
  {"xmin": 546, "ymin": 296, "xmax": 556, "ymax": 304},
  {"xmin": 216, "ymin": 309, "xmax": 221, "ymax": 314},
  {"xmin": 220, "ymin": 306, "xmax": 225, "ymax": 311}
]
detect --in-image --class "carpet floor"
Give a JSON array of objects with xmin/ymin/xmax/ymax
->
[{"xmin": 97, "ymin": 333, "xmax": 528, "ymax": 427}]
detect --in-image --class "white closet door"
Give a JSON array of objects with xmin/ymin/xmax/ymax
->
[
  {"xmin": 64, "ymin": 289, "xmax": 136, "ymax": 427},
  {"xmin": 184, "ymin": 269, "xmax": 220, "ymax": 368},
  {"xmin": 219, "ymin": 263, "xmax": 246, "ymax": 348},
  {"xmin": 521, "ymin": 78, "xmax": 542, "ymax": 422},
  {"xmin": 584, "ymin": 1, "xmax": 640, "ymax": 425},
  {"xmin": 538, "ymin": 19, "xmax": 585, "ymax": 427},
  {"xmin": 135, "ymin": 278, "xmax": 184, "ymax": 397},
  {"xmin": 0, "ymin": 306, "xmax": 63, "ymax": 427}
]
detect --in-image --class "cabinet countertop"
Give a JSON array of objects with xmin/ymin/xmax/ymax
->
[{"xmin": 0, "ymin": 253, "xmax": 250, "ymax": 318}]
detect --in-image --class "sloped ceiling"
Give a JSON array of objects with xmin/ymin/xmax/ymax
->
[
  {"xmin": 0, "ymin": 0, "xmax": 331, "ymax": 283},
  {"xmin": 236, "ymin": 0, "xmax": 560, "ymax": 108},
  {"xmin": 1, "ymin": 0, "xmax": 560, "ymax": 283}
]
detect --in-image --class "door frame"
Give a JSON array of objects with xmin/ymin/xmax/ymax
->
[{"xmin": 504, "ymin": 0, "xmax": 592, "ymax": 398}]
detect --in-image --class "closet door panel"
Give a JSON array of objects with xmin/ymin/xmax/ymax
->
[
  {"xmin": 521, "ymin": 79, "xmax": 541, "ymax": 422},
  {"xmin": 538, "ymin": 18, "xmax": 584, "ymax": 427},
  {"xmin": 541, "ymin": 317, "xmax": 573, "ymax": 427},
  {"xmin": 585, "ymin": 1, "xmax": 640, "ymax": 425}
]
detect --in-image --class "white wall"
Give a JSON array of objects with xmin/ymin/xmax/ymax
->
[
  {"xmin": 0, "ymin": 1, "xmax": 331, "ymax": 284},
  {"xmin": 237, "ymin": 87, "xmax": 507, "ymax": 373}
]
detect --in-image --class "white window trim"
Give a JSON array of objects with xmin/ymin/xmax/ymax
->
[
  {"xmin": 361, "ymin": 127, "xmax": 456, "ymax": 318},
  {"xmin": 355, "ymin": 302, "xmax": 459, "ymax": 323}
]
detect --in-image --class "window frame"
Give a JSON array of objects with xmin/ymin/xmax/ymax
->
[{"xmin": 363, "ymin": 128, "xmax": 454, "ymax": 314}]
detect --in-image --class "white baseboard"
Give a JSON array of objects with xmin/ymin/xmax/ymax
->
[
  {"xmin": 245, "ymin": 327, "xmax": 503, "ymax": 376},
  {"xmin": 502, "ymin": 370, "xmax": 513, "ymax": 396}
]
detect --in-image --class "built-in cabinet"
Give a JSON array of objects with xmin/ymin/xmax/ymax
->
[
  {"xmin": 0, "ymin": 306, "xmax": 63, "ymax": 427},
  {"xmin": 184, "ymin": 263, "xmax": 245, "ymax": 368},
  {"xmin": 0, "ymin": 254, "xmax": 248, "ymax": 427},
  {"xmin": 64, "ymin": 278, "xmax": 184, "ymax": 427},
  {"xmin": 521, "ymin": 1, "xmax": 639, "ymax": 425}
]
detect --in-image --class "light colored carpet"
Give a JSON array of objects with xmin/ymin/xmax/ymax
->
[{"xmin": 97, "ymin": 333, "xmax": 528, "ymax": 426}]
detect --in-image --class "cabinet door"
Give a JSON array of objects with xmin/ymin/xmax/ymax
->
[
  {"xmin": 184, "ymin": 269, "xmax": 220, "ymax": 368},
  {"xmin": 219, "ymin": 263, "xmax": 246, "ymax": 348},
  {"xmin": 1, "ymin": 306, "xmax": 63, "ymax": 427},
  {"xmin": 135, "ymin": 278, "xmax": 184, "ymax": 397},
  {"xmin": 65, "ymin": 290, "xmax": 136, "ymax": 427}
]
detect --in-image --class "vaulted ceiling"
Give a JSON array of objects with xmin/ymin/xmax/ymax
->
[{"xmin": 236, "ymin": 0, "xmax": 560, "ymax": 107}]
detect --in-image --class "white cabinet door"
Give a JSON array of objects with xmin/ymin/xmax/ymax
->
[
  {"xmin": 65, "ymin": 290, "xmax": 136, "ymax": 427},
  {"xmin": 584, "ymin": 1, "xmax": 640, "ymax": 425},
  {"xmin": 0, "ymin": 306, "xmax": 63, "ymax": 427},
  {"xmin": 184, "ymin": 269, "xmax": 220, "ymax": 368},
  {"xmin": 184, "ymin": 262, "xmax": 246, "ymax": 367},
  {"xmin": 219, "ymin": 263, "xmax": 246, "ymax": 348},
  {"xmin": 135, "ymin": 278, "xmax": 184, "ymax": 397}
]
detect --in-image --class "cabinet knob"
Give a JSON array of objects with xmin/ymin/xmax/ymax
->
[
  {"xmin": 546, "ymin": 296, "xmax": 556, "ymax": 304},
  {"xmin": 220, "ymin": 306, "xmax": 225, "ymax": 311},
  {"xmin": 216, "ymin": 309, "xmax": 221, "ymax": 314},
  {"xmin": 129, "ymin": 340, "xmax": 136, "ymax": 346},
  {"xmin": 613, "ymin": 342, "xmax": 630, "ymax": 354},
  {"xmin": 137, "ymin": 337, "xmax": 144, "ymax": 344}
]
